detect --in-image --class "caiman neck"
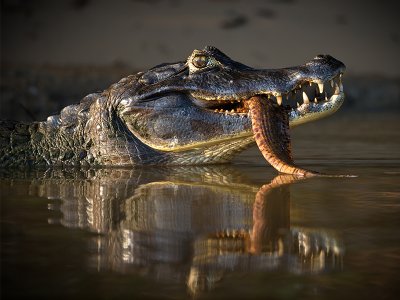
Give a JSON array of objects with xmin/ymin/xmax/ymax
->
[{"xmin": 0, "ymin": 117, "xmax": 89, "ymax": 167}]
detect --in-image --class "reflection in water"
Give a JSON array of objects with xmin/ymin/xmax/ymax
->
[{"xmin": 30, "ymin": 166, "xmax": 343, "ymax": 296}]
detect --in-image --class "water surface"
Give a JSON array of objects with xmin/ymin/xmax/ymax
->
[{"xmin": 1, "ymin": 113, "xmax": 399, "ymax": 299}]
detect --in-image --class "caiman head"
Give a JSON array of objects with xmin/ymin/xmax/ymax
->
[
  {"xmin": 110, "ymin": 46, "xmax": 345, "ymax": 174},
  {"xmin": 11, "ymin": 46, "xmax": 344, "ymax": 170}
]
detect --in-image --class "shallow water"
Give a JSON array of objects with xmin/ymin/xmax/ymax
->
[{"xmin": 1, "ymin": 113, "xmax": 400, "ymax": 299}]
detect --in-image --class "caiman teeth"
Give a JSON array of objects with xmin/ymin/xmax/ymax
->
[
  {"xmin": 276, "ymin": 95, "xmax": 283, "ymax": 106},
  {"xmin": 302, "ymin": 91, "xmax": 310, "ymax": 104},
  {"xmin": 202, "ymin": 74, "xmax": 344, "ymax": 114},
  {"xmin": 318, "ymin": 82, "xmax": 324, "ymax": 93},
  {"xmin": 334, "ymin": 82, "xmax": 340, "ymax": 95},
  {"xmin": 261, "ymin": 74, "xmax": 343, "ymax": 108}
]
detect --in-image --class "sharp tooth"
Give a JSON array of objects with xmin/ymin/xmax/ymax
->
[
  {"xmin": 299, "ymin": 84, "xmax": 302, "ymax": 89},
  {"xmin": 325, "ymin": 92, "xmax": 328, "ymax": 101},
  {"xmin": 318, "ymin": 83, "xmax": 324, "ymax": 93},
  {"xmin": 230, "ymin": 109, "xmax": 235, "ymax": 113},
  {"xmin": 314, "ymin": 98, "xmax": 318, "ymax": 103},
  {"xmin": 309, "ymin": 82, "xmax": 312, "ymax": 87},
  {"xmin": 330, "ymin": 80, "xmax": 334, "ymax": 88},
  {"xmin": 334, "ymin": 83, "xmax": 340, "ymax": 94},
  {"xmin": 302, "ymin": 91, "xmax": 310, "ymax": 104},
  {"xmin": 297, "ymin": 102, "xmax": 300, "ymax": 107},
  {"xmin": 276, "ymin": 95, "xmax": 282, "ymax": 105}
]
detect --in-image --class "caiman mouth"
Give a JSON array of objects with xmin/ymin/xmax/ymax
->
[
  {"xmin": 192, "ymin": 73, "xmax": 344, "ymax": 116},
  {"xmin": 192, "ymin": 73, "xmax": 344, "ymax": 177},
  {"xmin": 127, "ymin": 48, "xmax": 346, "ymax": 174}
]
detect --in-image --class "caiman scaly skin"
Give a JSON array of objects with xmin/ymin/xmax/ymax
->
[{"xmin": 0, "ymin": 46, "xmax": 346, "ymax": 172}]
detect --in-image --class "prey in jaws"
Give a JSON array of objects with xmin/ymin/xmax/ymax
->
[{"xmin": 0, "ymin": 46, "xmax": 345, "ymax": 176}]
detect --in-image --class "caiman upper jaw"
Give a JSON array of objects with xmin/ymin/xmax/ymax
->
[
  {"xmin": 186, "ymin": 52, "xmax": 346, "ymax": 116},
  {"xmin": 192, "ymin": 72, "xmax": 345, "ymax": 117},
  {"xmin": 133, "ymin": 48, "xmax": 345, "ymax": 117}
]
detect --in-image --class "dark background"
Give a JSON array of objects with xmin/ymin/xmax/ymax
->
[{"xmin": 1, "ymin": 0, "xmax": 399, "ymax": 121}]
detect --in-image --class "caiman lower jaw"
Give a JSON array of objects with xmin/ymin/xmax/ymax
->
[{"xmin": 288, "ymin": 91, "xmax": 344, "ymax": 127}]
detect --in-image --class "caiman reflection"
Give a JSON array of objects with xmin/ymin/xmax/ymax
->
[{"xmin": 35, "ymin": 167, "xmax": 344, "ymax": 295}]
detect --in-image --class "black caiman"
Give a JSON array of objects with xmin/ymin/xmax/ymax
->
[{"xmin": 0, "ymin": 46, "xmax": 345, "ymax": 175}]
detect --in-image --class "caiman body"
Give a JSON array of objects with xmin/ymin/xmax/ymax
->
[{"xmin": 0, "ymin": 46, "xmax": 345, "ymax": 173}]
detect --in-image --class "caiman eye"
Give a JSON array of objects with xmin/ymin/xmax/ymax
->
[{"xmin": 192, "ymin": 55, "xmax": 209, "ymax": 68}]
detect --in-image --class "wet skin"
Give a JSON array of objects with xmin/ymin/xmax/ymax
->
[{"xmin": 0, "ymin": 46, "xmax": 345, "ymax": 175}]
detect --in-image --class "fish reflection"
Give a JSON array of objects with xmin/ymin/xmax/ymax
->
[{"xmin": 34, "ymin": 166, "xmax": 343, "ymax": 295}]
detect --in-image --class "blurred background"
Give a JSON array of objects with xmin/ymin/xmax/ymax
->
[
  {"xmin": 1, "ymin": 0, "xmax": 399, "ymax": 121},
  {"xmin": 1, "ymin": 3, "xmax": 400, "ymax": 299}
]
